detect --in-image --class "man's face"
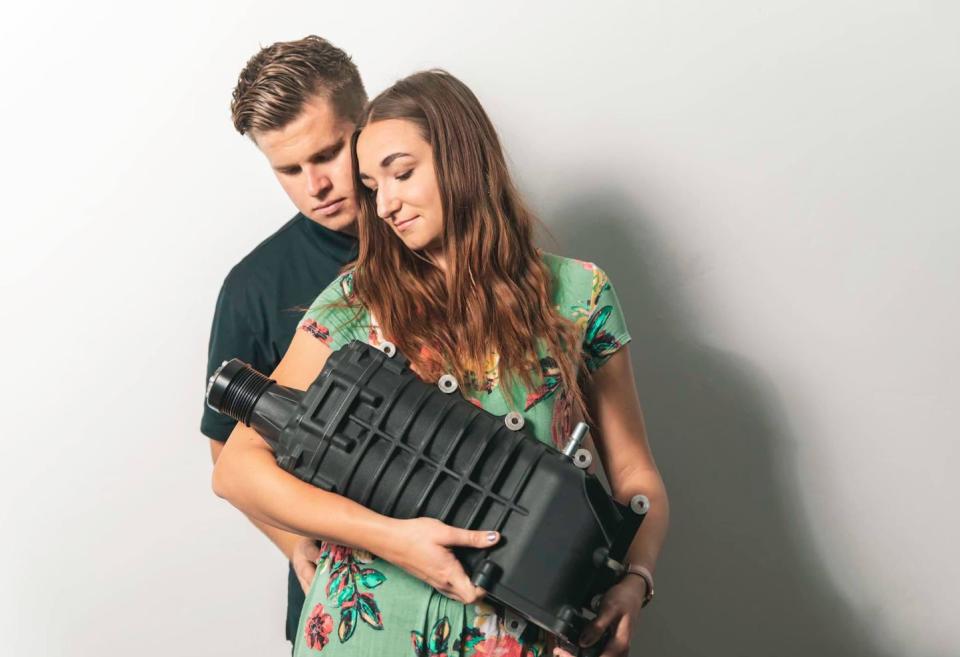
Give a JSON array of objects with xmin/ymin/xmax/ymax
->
[{"xmin": 253, "ymin": 96, "xmax": 357, "ymax": 234}]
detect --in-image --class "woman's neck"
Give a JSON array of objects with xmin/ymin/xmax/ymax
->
[{"xmin": 425, "ymin": 247, "xmax": 447, "ymax": 273}]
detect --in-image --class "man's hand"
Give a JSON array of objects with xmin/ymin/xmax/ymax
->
[{"xmin": 291, "ymin": 537, "xmax": 323, "ymax": 594}]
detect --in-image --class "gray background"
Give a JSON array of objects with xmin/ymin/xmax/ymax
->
[{"xmin": 1, "ymin": 1, "xmax": 957, "ymax": 655}]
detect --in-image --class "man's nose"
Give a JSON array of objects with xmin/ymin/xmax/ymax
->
[{"xmin": 305, "ymin": 167, "xmax": 333, "ymax": 197}]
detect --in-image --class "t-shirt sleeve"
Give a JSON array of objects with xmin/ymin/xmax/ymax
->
[
  {"xmin": 297, "ymin": 272, "xmax": 368, "ymax": 351},
  {"xmin": 201, "ymin": 276, "xmax": 270, "ymax": 442},
  {"xmin": 582, "ymin": 266, "xmax": 632, "ymax": 372}
]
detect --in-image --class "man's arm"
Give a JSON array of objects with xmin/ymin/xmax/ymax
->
[
  {"xmin": 203, "ymin": 275, "xmax": 307, "ymax": 559},
  {"xmin": 202, "ymin": 273, "xmax": 325, "ymax": 593}
]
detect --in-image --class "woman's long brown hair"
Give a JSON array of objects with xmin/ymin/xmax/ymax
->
[{"xmin": 348, "ymin": 70, "xmax": 588, "ymax": 447}]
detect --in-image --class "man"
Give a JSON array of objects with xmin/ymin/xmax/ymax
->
[{"xmin": 201, "ymin": 35, "xmax": 365, "ymax": 647}]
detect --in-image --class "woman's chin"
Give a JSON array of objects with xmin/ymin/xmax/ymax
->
[{"xmin": 399, "ymin": 234, "xmax": 435, "ymax": 252}]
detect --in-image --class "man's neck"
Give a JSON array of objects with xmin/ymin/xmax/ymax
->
[{"xmin": 303, "ymin": 213, "xmax": 358, "ymax": 238}]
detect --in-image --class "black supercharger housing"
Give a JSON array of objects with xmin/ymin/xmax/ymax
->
[{"xmin": 207, "ymin": 340, "xmax": 648, "ymax": 655}]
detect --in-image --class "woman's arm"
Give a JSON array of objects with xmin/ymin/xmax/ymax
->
[
  {"xmin": 211, "ymin": 331, "xmax": 386, "ymax": 547},
  {"xmin": 575, "ymin": 346, "xmax": 670, "ymax": 656},
  {"xmin": 587, "ymin": 346, "xmax": 669, "ymax": 572},
  {"xmin": 211, "ymin": 330, "xmax": 498, "ymax": 604}
]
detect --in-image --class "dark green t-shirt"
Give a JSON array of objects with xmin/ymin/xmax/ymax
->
[{"xmin": 201, "ymin": 211, "xmax": 357, "ymax": 644}]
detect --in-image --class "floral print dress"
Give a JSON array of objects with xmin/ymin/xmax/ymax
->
[{"xmin": 294, "ymin": 253, "xmax": 631, "ymax": 657}]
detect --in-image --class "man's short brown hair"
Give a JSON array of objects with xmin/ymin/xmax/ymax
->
[{"xmin": 230, "ymin": 35, "xmax": 367, "ymax": 136}]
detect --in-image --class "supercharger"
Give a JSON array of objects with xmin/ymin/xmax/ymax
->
[{"xmin": 207, "ymin": 340, "xmax": 650, "ymax": 656}]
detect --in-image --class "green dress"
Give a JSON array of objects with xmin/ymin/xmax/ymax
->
[{"xmin": 294, "ymin": 253, "xmax": 631, "ymax": 657}]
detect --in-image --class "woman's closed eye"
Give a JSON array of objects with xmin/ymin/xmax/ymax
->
[{"xmin": 360, "ymin": 169, "xmax": 410, "ymax": 194}]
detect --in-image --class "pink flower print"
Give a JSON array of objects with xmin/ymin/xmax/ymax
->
[{"xmin": 304, "ymin": 603, "xmax": 334, "ymax": 651}]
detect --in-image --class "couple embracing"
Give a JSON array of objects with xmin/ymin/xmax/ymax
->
[{"xmin": 202, "ymin": 35, "xmax": 668, "ymax": 657}]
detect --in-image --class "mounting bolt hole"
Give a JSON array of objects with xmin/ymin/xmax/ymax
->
[
  {"xmin": 630, "ymin": 494, "xmax": 650, "ymax": 515},
  {"xmin": 438, "ymin": 374, "xmax": 458, "ymax": 393},
  {"xmin": 504, "ymin": 411, "xmax": 525, "ymax": 430},
  {"xmin": 573, "ymin": 448, "xmax": 592, "ymax": 469}
]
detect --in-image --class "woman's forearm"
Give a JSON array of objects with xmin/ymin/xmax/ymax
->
[
  {"xmin": 613, "ymin": 468, "xmax": 669, "ymax": 573},
  {"xmin": 212, "ymin": 424, "xmax": 397, "ymax": 556}
]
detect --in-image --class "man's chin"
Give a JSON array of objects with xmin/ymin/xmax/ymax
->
[{"xmin": 304, "ymin": 209, "xmax": 358, "ymax": 235}]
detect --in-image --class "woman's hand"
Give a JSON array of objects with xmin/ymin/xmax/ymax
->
[
  {"xmin": 553, "ymin": 576, "xmax": 647, "ymax": 657},
  {"xmin": 380, "ymin": 517, "xmax": 500, "ymax": 604}
]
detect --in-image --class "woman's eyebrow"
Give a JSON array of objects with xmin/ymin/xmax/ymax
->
[
  {"xmin": 380, "ymin": 152, "xmax": 412, "ymax": 168},
  {"xmin": 359, "ymin": 152, "xmax": 414, "ymax": 179}
]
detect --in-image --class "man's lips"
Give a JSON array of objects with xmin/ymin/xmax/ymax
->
[
  {"xmin": 314, "ymin": 198, "xmax": 346, "ymax": 216},
  {"xmin": 393, "ymin": 215, "xmax": 419, "ymax": 232}
]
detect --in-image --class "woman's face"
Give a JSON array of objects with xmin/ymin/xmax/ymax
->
[{"xmin": 356, "ymin": 119, "xmax": 444, "ymax": 253}]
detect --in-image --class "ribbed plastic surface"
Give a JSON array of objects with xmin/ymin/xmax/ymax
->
[{"xmin": 266, "ymin": 341, "xmax": 645, "ymax": 651}]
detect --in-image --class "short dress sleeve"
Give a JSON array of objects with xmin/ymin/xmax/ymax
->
[
  {"xmin": 580, "ymin": 265, "xmax": 632, "ymax": 372},
  {"xmin": 297, "ymin": 271, "xmax": 371, "ymax": 350}
]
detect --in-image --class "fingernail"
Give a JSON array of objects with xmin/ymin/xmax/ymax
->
[{"xmin": 487, "ymin": 531, "xmax": 498, "ymax": 543}]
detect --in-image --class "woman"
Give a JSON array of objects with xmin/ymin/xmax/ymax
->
[{"xmin": 213, "ymin": 70, "xmax": 668, "ymax": 657}]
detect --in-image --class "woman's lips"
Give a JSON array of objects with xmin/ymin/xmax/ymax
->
[
  {"xmin": 315, "ymin": 198, "xmax": 345, "ymax": 216},
  {"xmin": 394, "ymin": 215, "xmax": 420, "ymax": 232}
]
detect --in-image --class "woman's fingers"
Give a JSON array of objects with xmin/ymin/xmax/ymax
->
[
  {"xmin": 448, "ymin": 573, "xmax": 486, "ymax": 604},
  {"xmin": 397, "ymin": 519, "xmax": 501, "ymax": 603},
  {"xmin": 431, "ymin": 526, "xmax": 499, "ymax": 602},
  {"xmin": 580, "ymin": 599, "xmax": 619, "ymax": 647},
  {"xmin": 430, "ymin": 569, "xmax": 487, "ymax": 604},
  {"xmin": 599, "ymin": 617, "xmax": 631, "ymax": 657},
  {"xmin": 447, "ymin": 526, "xmax": 500, "ymax": 549}
]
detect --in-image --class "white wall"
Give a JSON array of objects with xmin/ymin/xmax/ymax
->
[{"xmin": 1, "ymin": 1, "xmax": 957, "ymax": 655}]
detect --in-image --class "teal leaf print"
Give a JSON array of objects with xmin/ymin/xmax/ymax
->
[
  {"xmin": 584, "ymin": 306, "xmax": 612, "ymax": 345},
  {"xmin": 360, "ymin": 568, "xmax": 386, "ymax": 588},
  {"xmin": 317, "ymin": 541, "xmax": 388, "ymax": 643},
  {"xmin": 325, "ymin": 569, "xmax": 344, "ymax": 598},
  {"xmin": 340, "ymin": 271, "xmax": 355, "ymax": 300},
  {"xmin": 524, "ymin": 357, "xmax": 562, "ymax": 410},
  {"xmin": 357, "ymin": 593, "xmax": 383, "ymax": 630},
  {"xmin": 336, "ymin": 583, "xmax": 355, "ymax": 606},
  {"xmin": 339, "ymin": 605, "xmax": 357, "ymax": 642},
  {"xmin": 410, "ymin": 617, "xmax": 453, "ymax": 656},
  {"xmin": 583, "ymin": 305, "xmax": 623, "ymax": 369},
  {"xmin": 411, "ymin": 630, "xmax": 427, "ymax": 657},
  {"xmin": 452, "ymin": 625, "xmax": 483, "ymax": 653},
  {"xmin": 428, "ymin": 617, "xmax": 451, "ymax": 654}
]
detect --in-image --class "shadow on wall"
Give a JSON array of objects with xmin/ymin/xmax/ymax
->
[{"xmin": 547, "ymin": 190, "xmax": 887, "ymax": 657}]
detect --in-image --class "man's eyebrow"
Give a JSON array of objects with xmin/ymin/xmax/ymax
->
[
  {"xmin": 273, "ymin": 138, "xmax": 345, "ymax": 171},
  {"xmin": 314, "ymin": 138, "xmax": 345, "ymax": 159}
]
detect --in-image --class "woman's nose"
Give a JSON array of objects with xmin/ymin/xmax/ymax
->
[{"xmin": 376, "ymin": 191, "xmax": 400, "ymax": 220}]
